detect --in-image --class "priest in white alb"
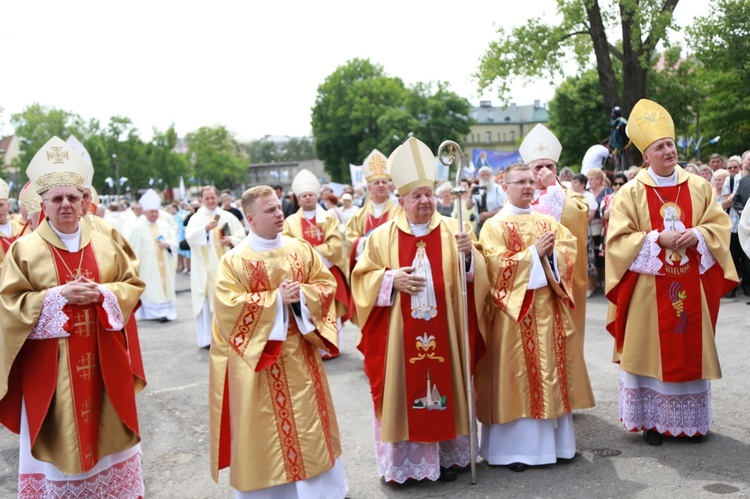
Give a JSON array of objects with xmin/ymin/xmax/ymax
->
[{"xmin": 128, "ymin": 189, "xmax": 179, "ymax": 322}]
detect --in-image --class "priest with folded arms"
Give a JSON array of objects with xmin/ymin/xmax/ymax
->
[
  {"xmin": 605, "ymin": 99, "xmax": 737, "ymax": 445},
  {"xmin": 283, "ymin": 168, "xmax": 352, "ymax": 358},
  {"xmin": 0, "ymin": 137, "xmax": 146, "ymax": 497},
  {"xmin": 128, "ymin": 189, "xmax": 179, "ymax": 322},
  {"xmin": 209, "ymin": 185, "xmax": 348, "ymax": 497},
  {"xmin": 351, "ymin": 137, "xmax": 489, "ymax": 483},
  {"xmin": 475, "ymin": 163, "xmax": 595, "ymax": 472}
]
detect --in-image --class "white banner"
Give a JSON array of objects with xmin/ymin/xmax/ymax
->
[{"xmin": 349, "ymin": 164, "xmax": 365, "ymax": 187}]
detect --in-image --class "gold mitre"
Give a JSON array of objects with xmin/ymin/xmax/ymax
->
[
  {"xmin": 26, "ymin": 136, "xmax": 89, "ymax": 194},
  {"xmin": 362, "ymin": 149, "xmax": 390, "ymax": 183},
  {"xmin": 388, "ymin": 137, "xmax": 436, "ymax": 196},
  {"xmin": 89, "ymin": 185, "xmax": 101, "ymax": 206},
  {"xmin": 626, "ymin": 99, "xmax": 675, "ymax": 153},
  {"xmin": 519, "ymin": 124, "xmax": 562, "ymax": 164},
  {"xmin": 291, "ymin": 168, "xmax": 321, "ymax": 197},
  {"xmin": 66, "ymin": 135, "xmax": 95, "ymax": 188},
  {"xmin": 0, "ymin": 178, "xmax": 9, "ymax": 200},
  {"xmin": 19, "ymin": 181, "xmax": 42, "ymax": 214}
]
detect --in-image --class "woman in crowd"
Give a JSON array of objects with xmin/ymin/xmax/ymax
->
[
  {"xmin": 587, "ymin": 168, "xmax": 613, "ymax": 294},
  {"xmin": 435, "ymin": 181, "xmax": 454, "ymax": 216}
]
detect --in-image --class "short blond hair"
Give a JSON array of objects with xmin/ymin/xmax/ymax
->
[
  {"xmin": 241, "ymin": 185, "xmax": 275, "ymax": 213},
  {"xmin": 503, "ymin": 163, "xmax": 530, "ymax": 180},
  {"xmin": 587, "ymin": 167, "xmax": 606, "ymax": 182}
]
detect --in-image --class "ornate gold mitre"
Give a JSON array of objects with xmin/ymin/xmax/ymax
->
[
  {"xmin": 26, "ymin": 136, "xmax": 89, "ymax": 194},
  {"xmin": 66, "ymin": 135, "xmax": 95, "ymax": 188},
  {"xmin": 626, "ymin": 99, "xmax": 675, "ymax": 153},
  {"xmin": 0, "ymin": 177, "xmax": 9, "ymax": 200},
  {"xmin": 19, "ymin": 181, "xmax": 42, "ymax": 214},
  {"xmin": 291, "ymin": 168, "xmax": 321, "ymax": 197},
  {"xmin": 388, "ymin": 137, "xmax": 436, "ymax": 196},
  {"xmin": 362, "ymin": 149, "xmax": 390, "ymax": 183},
  {"xmin": 519, "ymin": 124, "xmax": 562, "ymax": 164}
]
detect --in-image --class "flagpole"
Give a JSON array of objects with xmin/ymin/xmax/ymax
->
[{"xmin": 437, "ymin": 140, "xmax": 477, "ymax": 485}]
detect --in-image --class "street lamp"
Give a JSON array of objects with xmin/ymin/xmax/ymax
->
[{"xmin": 112, "ymin": 154, "xmax": 120, "ymax": 196}]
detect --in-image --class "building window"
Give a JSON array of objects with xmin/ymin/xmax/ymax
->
[
  {"xmin": 510, "ymin": 131, "xmax": 515, "ymax": 142},
  {"xmin": 486, "ymin": 131, "xmax": 492, "ymax": 143}
]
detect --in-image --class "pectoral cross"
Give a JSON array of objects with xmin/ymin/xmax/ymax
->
[
  {"xmin": 76, "ymin": 353, "xmax": 95, "ymax": 381},
  {"xmin": 304, "ymin": 224, "xmax": 322, "ymax": 241}
]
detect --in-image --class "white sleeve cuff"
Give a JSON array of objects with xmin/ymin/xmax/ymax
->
[
  {"xmin": 377, "ymin": 270, "xmax": 397, "ymax": 307},
  {"xmin": 98, "ymin": 285, "xmax": 125, "ymax": 330},
  {"xmin": 692, "ymin": 228, "xmax": 716, "ymax": 274},
  {"xmin": 355, "ymin": 237, "xmax": 367, "ymax": 261},
  {"xmin": 532, "ymin": 184, "xmax": 565, "ymax": 222},
  {"xmin": 465, "ymin": 253, "xmax": 475, "ymax": 283},
  {"xmin": 527, "ymin": 246, "xmax": 548, "ymax": 290},
  {"xmin": 268, "ymin": 296, "xmax": 287, "ymax": 341},
  {"xmin": 293, "ymin": 293, "xmax": 316, "ymax": 335},
  {"xmin": 29, "ymin": 286, "xmax": 70, "ymax": 340},
  {"xmin": 628, "ymin": 230, "xmax": 664, "ymax": 275}
]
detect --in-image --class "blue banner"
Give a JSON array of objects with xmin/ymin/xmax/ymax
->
[{"xmin": 472, "ymin": 149, "xmax": 522, "ymax": 174}]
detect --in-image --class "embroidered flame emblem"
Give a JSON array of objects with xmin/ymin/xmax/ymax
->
[{"xmin": 409, "ymin": 333, "xmax": 445, "ymax": 364}]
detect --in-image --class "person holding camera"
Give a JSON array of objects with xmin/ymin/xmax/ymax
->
[
  {"xmin": 451, "ymin": 178, "xmax": 478, "ymax": 233},
  {"xmin": 466, "ymin": 166, "xmax": 507, "ymax": 236}
]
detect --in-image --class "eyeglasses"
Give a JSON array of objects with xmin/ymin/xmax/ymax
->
[
  {"xmin": 613, "ymin": 182, "xmax": 625, "ymax": 186},
  {"xmin": 533, "ymin": 164, "xmax": 556, "ymax": 171},
  {"xmin": 505, "ymin": 180, "xmax": 537, "ymax": 186},
  {"xmin": 43, "ymin": 194, "xmax": 82, "ymax": 204}
]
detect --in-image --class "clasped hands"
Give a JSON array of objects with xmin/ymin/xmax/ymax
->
[
  {"xmin": 534, "ymin": 231, "xmax": 555, "ymax": 258},
  {"xmin": 280, "ymin": 279, "xmax": 301, "ymax": 304},
  {"xmin": 60, "ymin": 277, "xmax": 101, "ymax": 306},
  {"xmin": 658, "ymin": 230, "xmax": 697, "ymax": 250}
]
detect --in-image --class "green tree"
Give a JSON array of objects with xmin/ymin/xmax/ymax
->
[
  {"xmin": 10, "ymin": 103, "xmax": 86, "ymax": 167},
  {"xmin": 244, "ymin": 136, "xmax": 315, "ymax": 164},
  {"xmin": 311, "ymin": 59, "xmax": 407, "ymax": 182},
  {"xmin": 476, "ymin": 0, "xmax": 681, "ymax": 121},
  {"xmin": 312, "ymin": 60, "xmax": 474, "ymax": 182},
  {"xmin": 145, "ymin": 125, "xmax": 190, "ymax": 196},
  {"xmin": 185, "ymin": 126, "xmax": 247, "ymax": 190},
  {"xmin": 687, "ymin": 0, "xmax": 750, "ymax": 157}
]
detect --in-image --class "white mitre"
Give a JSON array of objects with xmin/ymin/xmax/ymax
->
[
  {"xmin": 0, "ymin": 178, "xmax": 9, "ymax": 200},
  {"xmin": 388, "ymin": 137, "xmax": 436, "ymax": 196},
  {"xmin": 66, "ymin": 135, "xmax": 95, "ymax": 188},
  {"xmin": 519, "ymin": 124, "xmax": 562, "ymax": 164},
  {"xmin": 26, "ymin": 136, "xmax": 89, "ymax": 194},
  {"xmin": 140, "ymin": 189, "xmax": 162, "ymax": 211},
  {"xmin": 19, "ymin": 181, "xmax": 42, "ymax": 214},
  {"xmin": 362, "ymin": 149, "xmax": 390, "ymax": 183},
  {"xmin": 291, "ymin": 168, "xmax": 321, "ymax": 197}
]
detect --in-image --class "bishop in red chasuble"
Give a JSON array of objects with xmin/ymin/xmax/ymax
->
[
  {"xmin": 351, "ymin": 137, "xmax": 489, "ymax": 483},
  {"xmin": 606, "ymin": 100, "xmax": 737, "ymax": 445}
]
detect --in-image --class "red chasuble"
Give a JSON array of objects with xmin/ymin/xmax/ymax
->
[
  {"xmin": 609, "ymin": 184, "xmax": 727, "ymax": 383},
  {"xmin": 397, "ymin": 227, "xmax": 456, "ymax": 442},
  {"xmin": 11, "ymin": 243, "xmax": 140, "ymax": 472}
]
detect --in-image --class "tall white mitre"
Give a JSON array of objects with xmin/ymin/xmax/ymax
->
[
  {"xmin": 361, "ymin": 149, "xmax": 391, "ymax": 183},
  {"xmin": 26, "ymin": 136, "xmax": 89, "ymax": 194},
  {"xmin": 519, "ymin": 124, "xmax": 563, "ymax": 164},
  {"xmin": 0, "ymin": 178, "xmax": 9, "ymax": 200},
  {"xmin": 66, "ymin": 135, "xmax": 95, "ymax": 188},
  {"xmin": 387, "ymin": 137, "xmax": 436, "ymax": 196},
  {"xmin": 139, "ymin": 189, "xmax": 162, "ymax": 212},
  {"xmin": 291, "ymin": 168, "xmax": 321, "ymax": 197}
]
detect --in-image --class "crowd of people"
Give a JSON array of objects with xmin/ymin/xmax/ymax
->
[{"xmin": 0, "ymin": 98, "xmax": 746, "ymax": 498}]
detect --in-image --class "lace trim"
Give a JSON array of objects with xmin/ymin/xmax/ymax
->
[
  {"xmin": 629, "ymin": 230, "xmax": 663, "ymax": 275},
  {"xmin": 376, "ymin": 270, "xmax": 396, "ymax": 307},
  {"xmin": 18, "ymin": 452, "xmax": 144, "ymax": 499},
  {"xmin": 618, "ymin": 380, "xmax": 711, "ymax": 437},
  {"xmin": 29, "ymin": 287, "xmax": 70, "ymax": 340},
  {"xmin": 374, "ymin": 417, "xmax": 471, "ymax": 483},
  {"xmin": 533, "ymin": 184, "xmax": 565, "ymax": 222},
  {"xmin": 98, "ymin": 286, "xmax": 125, "ymax": 331},
  {"xmin": 692, "ymin": 229, "xmax": 716, "ymax": 274}
]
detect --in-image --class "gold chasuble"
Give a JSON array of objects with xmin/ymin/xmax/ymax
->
[
  {"xmin": 475, "ymin": 210, "xmax": 595, "ymax": 425},
  {"xmin": 605, "ymin": 168, "xmax": 737, "ymax": 381},
  {"xmin": 0, "ymin": 220, "xmax": 145, "ymax": 474},
  {"xmin": 283, "ymin": 208, "xmax": 353, "ymax": 322},
  {"xmin": 351, "ymin": 211, "xmax": 489, "ymax": 443},
  {"xmin": 532, "ymin": 188, "xmax": 589, "ymax": 343},
  {"xmin": 0, "ymin": 218, "xmax": 26, "ymax": 263},
  {"xmin": 344, "ymin": 199, "xmax": 400, "ymax": 268},
  {"xmin": 209, "ymin": 236, "xmax": 342, "ymax": 492}
]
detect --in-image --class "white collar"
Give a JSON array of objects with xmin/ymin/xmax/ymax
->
[
  {"xmin": 49, "ymin": 221, "xmax": 82, "ymax": 252},
  {"xmin": 499, "ymin": 203, "xmax": 532, "ymax": 217},
  {"xmin": 647, "ymin": 167, "xmax": 678, "ymax": 187},
  {"xmin": 245, "ymin": 230, "xmax": 282, "ymax": 251},
  {"xmin": 408, "ymin": 220, "xmax": 431, "ymax": 237}
]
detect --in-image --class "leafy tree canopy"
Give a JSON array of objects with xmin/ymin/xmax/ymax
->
[{"xmin": 185, "ymin": 125, "xmax": 248, "ymax": 191}]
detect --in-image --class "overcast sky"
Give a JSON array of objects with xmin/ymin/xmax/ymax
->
[{"xmin": 1, "ymin": 0, "xmax": 709, "ymax": 142}]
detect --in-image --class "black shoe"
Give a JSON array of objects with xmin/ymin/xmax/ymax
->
[
  {"xmin": 157, "ymin": 317, "xmax": 170, "ymax": 323},
  {"xmin": 743, "ymin": 288, "xmax": 750, "ymax": 297},
  {"xmin": 507, "ymin": 462, "xmax": 528, "ymax": 472},
  {"xmin": 724, "ymin": 288, "xmax": 737, "ymax": 298},
  {"xmin": 643, "ymin": 429, "xmax": 664, "ymax": 445},
  {"xmin": 438, "ymin": 466, "xmax": 458, "ymax": 482},
  {"xmin": 687, "ymin": 434, "xmax": 705, "ymax": 443}
]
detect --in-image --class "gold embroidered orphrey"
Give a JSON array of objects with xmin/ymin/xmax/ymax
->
[
  {"xmin": 409, "ymin": 332, "xmax": 445, "ymax": 364},
  {"xmin": 368, "ymin": 155, "xmax": 387, "ymax": 177}
]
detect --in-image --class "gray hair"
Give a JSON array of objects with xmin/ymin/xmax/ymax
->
[{"xmin": 435, "ymin": 182, "xmax": 452, "ymax": 196}]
